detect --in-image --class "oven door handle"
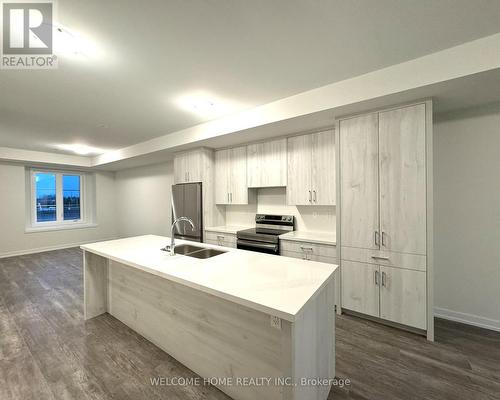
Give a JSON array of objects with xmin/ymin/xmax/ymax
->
[{"xmin": 237, "ymin": 239, "xmax": 278, "ymax": 251}]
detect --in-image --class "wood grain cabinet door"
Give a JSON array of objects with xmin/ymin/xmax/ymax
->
[
  {"xmin": 379, "ymin": 104, "xmax": 426, "ymax": 255},
  {"xmin": 247, "ymin": 138, "xmax": 287, "ymax": 188},
  {"xmin": 186, "ymin": 150, "xmax": 202, "ymax": 182},
  {"xmin": 379, "ymin": 266, "xmax": 427, "ymax": 330},
  {"xmin": 341, "ymin": 260, "xmax": 380, "ymax": 317},
  {"xmin": 311, "ymin": 130, "xmax": 335, "ymax": 205},
  {"xmin": 173, "ymin": 153, "xmax": 188, "ymax": 184},
  {"xmin": 229, "ymin": 146, "xmax": 248, "ymax": 204},
  {"xmin": 287, "ymin": 134, "xmax": 312, "ymax": 205},
  {"xmin": 215, "ymin": 149, "xmax": 230, "ymax": 204},
  {"xmin": 340, "ymin": 114, "xmax": 380, "ymax": 249}
]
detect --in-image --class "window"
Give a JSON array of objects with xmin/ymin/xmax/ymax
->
[
  {"xmin": 35, "ymin": 172, "xmax": 57, "ymax": 222},
  {"xmin": 62, "ymin": 175, "xmax": 81, "ymax": 221},
  {"xmin": 29, "ymin": 170, "xmax": 87, "ymax": 229}
]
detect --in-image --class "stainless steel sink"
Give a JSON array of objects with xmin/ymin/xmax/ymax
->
[
  {"xmin": 174, "ymin": 244, "xmax": 205, "ymax": 255},
  {"xmin": 186, "ymin": 248, "xmax": 226, "ymax": 259},
  {"xmin": 172, "ymin": 244, "xmax": 226, "ymax": 259}
]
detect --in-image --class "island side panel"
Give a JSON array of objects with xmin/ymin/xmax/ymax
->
[
  {"xmin": 83, "ymin": 250, "xmax": 109, "ymax": 320},
  {"xmin": 291, "ymin": 278, "xmax": 335, "ymax": 400},
  {"xmin": 107, "ymin": 260, "xmax": 293, "ymax": 400}
]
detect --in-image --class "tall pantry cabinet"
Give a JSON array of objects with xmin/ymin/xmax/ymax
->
[{"xmin": 337, "ymin": 101, "xmax": 433, "ymax": 340}]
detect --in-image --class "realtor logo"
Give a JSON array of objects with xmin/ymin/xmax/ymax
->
[{"xmin": 1, "ymin": 1, "xmax": 57, "ymax": 69}]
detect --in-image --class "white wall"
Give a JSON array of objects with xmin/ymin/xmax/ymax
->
[
  {"xmin": 0, "ymin": 162, "xmax": 117, "ymax": 257},
  {"xmin": 114, "ymin": 161, "xmax": 173, "ymax": 237},
  {"xmin": 434, "ymin": 105, "xmax": 500, "ymax": 330},
  {"xmin": 225, "ymin": 187, "xmax": 336, "ymax": 232}
]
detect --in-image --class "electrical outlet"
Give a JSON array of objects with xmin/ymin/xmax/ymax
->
[{"xmin": 270, "ymin": 315, "xmax": 281, "ymax": 330}]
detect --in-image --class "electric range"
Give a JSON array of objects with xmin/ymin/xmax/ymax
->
[{"xmin": 236, "ymin": 214, "xmax": 294, "ymax": 255}]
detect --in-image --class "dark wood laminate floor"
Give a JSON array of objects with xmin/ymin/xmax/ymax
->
[{"xmin": 1, "ymin": 248, "xmax": 499, "ymax": 400}]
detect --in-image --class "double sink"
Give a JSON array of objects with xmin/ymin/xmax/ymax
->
[{"xmin": 173, "ymin": 244, "xmax": 226, "ymax": 259}]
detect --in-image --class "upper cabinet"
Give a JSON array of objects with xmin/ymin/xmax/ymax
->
[
  {"xmin": 247, "ymin": 138, "xmax": 287, "ymax": 188},
  {"xmin": 340, "ymin": 114, "xmax": 380, "ymax": 250},
  {"xmin": 172, "ymin": 148, "xmax": 225, "ymax": 231},
  {"xmin": 215, "ymin": 146, "xmax": 251, "ymax": 205},
  {"xmin": 174, "ymin": 150, "xmax": 202, "ymax": 184},
  {"xmin": 379, "ymin": 105, "xmax": 426, "ymax": 255},
  {"xmin": 340, "ymin": 104, "xmax": 426, "ymax": 255},
  {"xmin": 287, "ymin": 130, "xmax": 335, "ymax": 206}
]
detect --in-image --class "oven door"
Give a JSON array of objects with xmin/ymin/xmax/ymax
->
[{"xmin": 237, "ymin": 239, "xmax": 279, "ymax": 255}]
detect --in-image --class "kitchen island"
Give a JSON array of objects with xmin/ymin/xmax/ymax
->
[{"xmin": 82, "ymin": 235, "xmax": 338, "ymax": 400}]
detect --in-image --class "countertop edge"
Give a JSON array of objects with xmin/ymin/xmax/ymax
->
[
  {"xmin": 279, "ymin": 233, "xmax": 337, "ymax": 246},
  {"xmin": 81, "ymin": 244, "xmax": 331, "ymax": 323},
  {"xmin": 205, "ymin": 226, "xmax": 251, "ymax": 234}
]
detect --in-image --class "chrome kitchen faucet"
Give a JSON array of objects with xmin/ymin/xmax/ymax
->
[{"xmin": 162, "ymin": 217, "xmax": 195, "ymax": 256}]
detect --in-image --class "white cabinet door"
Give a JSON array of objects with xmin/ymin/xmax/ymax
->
[
  {"xmin": 311, "ymin": 130, "xmax": 335, "ymax": 205},
  {"xmin": 341, "ymin": 260, "xmax": 380, "ymax": 317},
  {"xmin": 174, "ymin": 150, "xmax": 202, "ymax": 183},
  {"xmin": 173, "ymin": 153, "xmax": 188, "ymax": 184},
  {"xmin": 379, "ymin": 104, "xmax": 426, "ymax": 255},
  {"xmin": 247, "ymin": 138, "xmax": 287, "ymax": 188},
  {"xmin": 379, "ymin": 266, "xmax": 426, "ymax": 329},
  {"xmin": 215, "ymin": 149, "xmax": 230, "ymax": 204},
  {"xmin": 186, "ymin": 150, "xmax": 202, "ymax": 182},
  {"xmin": 287, "ymin": 134, "xmax": 312, "ymax": 205},
  {"xmin": 340, "ymin": 114, "xmax": 380, "ymax": 250},
  {"xmin": 229, "ymin": 146, "xmax": 248, "ymax": 204}
]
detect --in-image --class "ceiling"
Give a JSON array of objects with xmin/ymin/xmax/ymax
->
[{"xmin": 2, "ymin": 0, "xmax": 500, "ymax": 156}]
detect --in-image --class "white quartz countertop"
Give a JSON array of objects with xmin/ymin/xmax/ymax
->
[
  {"xmin": 205, "ymin": 225, "xmax": 251, "ymax": 234},
  {"xmin": 81, "ymin": 235, "xmax": 337, "ymax": 322},
  {"xmin": 279, "ymin": 231, "xmax": 337, "ymax": 246}
]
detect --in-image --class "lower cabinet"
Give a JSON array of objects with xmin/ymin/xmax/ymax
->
[
  {"xmin": 341, "ymin": 261, "xmax": 426, "ymax": 330},
  {"xmin": 205, "ymin": 231, "xmax": 237, "ymax": 248},
  {"xmin": 379, "ymin": 265, "xmax": 427, "ymax": 330},
  {"xmin": 341, "ymin": 261, "xmax": 380, "ymax": 318}
]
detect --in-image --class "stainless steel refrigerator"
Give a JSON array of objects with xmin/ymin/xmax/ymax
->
[{"xmin": 171, "ymin": 182, "xmax": 203, "ymax": 242}]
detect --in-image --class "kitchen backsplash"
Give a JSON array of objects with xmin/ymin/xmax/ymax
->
[{"xmin": 225, "ymin": 187, "xmax": 336, "ymax": 232}]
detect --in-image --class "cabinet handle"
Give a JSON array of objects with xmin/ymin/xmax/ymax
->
[
  {"xmin": 371, "ymin": 255, "xmax": 390, "ymax": 261},
  {"xmin": 381, "ymin": 271, "xmax": 387, "ymax": 287},
  {"xmin": 381, "ymin": 231, "xmax": 387, "ymax": 247},
  {"xmin": 309, "ymin": 190, "xmax": 312, "ymax": 203},
  {"xmin": 313, "ymin": 190, "xmax": 317, "ymax": 202},
  {"xmin": 374, "ymin": 270, "xmax": 379, "ymax": 286},
  {"xmin": 185, "ymin": 172, "xmax": 187, "ymax": 181},
  {"xmin": 374, "ymin": 231, "xmax": 380, "ymax": 246},
  {"xmin": 300, "ymin": 246, "xmax": 313, "ymax": 252},
  {"xmin": 230, "ymin": 193, "xmax": 233, "ymax": 203},
  {"xmin": 217, "ymin": 235, "xmax": 224, "ymax": 239}
]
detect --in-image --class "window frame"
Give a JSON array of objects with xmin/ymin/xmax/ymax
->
[{"xmin": 30, "ymin": 169, "xmax": 85, "ymax": 228}]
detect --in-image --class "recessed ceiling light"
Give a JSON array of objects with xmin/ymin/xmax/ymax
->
[
  {"xmin": 55, "ymin": 144, "xmax": 105, "ymax": 155},
  {"xmin": 174, "ymin": 92, "xmax": 242, "ymax": 119}
]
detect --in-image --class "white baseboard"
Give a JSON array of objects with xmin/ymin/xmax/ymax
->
[
  {"xmin": 0, "ymin": 237, "xmax": 118, "ymax": 259},
  {"xmin": 434, "ymin": 307, "xmax": 500, "ymax": 333}
]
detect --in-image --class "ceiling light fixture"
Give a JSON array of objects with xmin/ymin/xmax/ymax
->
[
  {"xmin": 174, "ymin": 92, "xmax": 242, "ymax": 119},
  {"xmin": 51, "ymin": 23, "xmax": 103, "ymax": 60},
  {"xmin": 55, "ymin": 144, "xmax": 105, "ymax": 156}
]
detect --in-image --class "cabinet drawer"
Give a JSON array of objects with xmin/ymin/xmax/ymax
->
[
  {"xmin": 205, "ymin": 239, "xmax": 236, "ymax": 249},
  {"xmin": 280, "ymin": 240, "xmax": 337, "ymax": 258},
  {"xmin": 205, "ymin": 231, "xmax": 237, "ymax": 247},
  {"xmin": 281, "ymin": 249, "xmax": 337, "ymax": 264},
  {"xmin": 341, "ymin": 246, "xmax": 426, "ymax": 272}
]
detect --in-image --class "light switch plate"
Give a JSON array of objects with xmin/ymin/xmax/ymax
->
[{"xmin": 270, "ymin": 315, "xmax": 281, "ymax": 330}]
